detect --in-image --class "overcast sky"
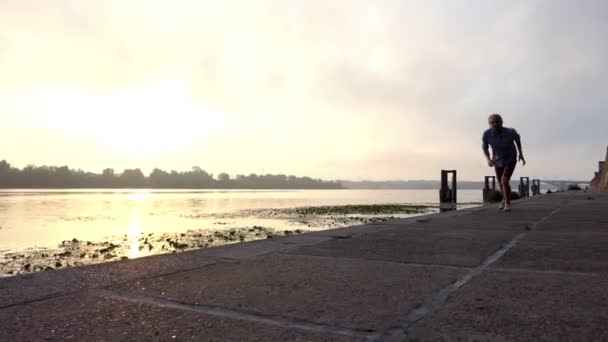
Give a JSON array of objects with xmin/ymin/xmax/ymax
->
[{"xmin": 1, "ymin": 0, "xmax": 606, "ymax": 181}]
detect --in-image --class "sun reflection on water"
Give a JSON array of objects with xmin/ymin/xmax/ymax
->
[
  {"xmin": 128, "ymin": 212, "xmax": 141, "ymax": 259},
  {"xmin": 127, "ymin": 192, "xmax": 152, "ymax": 202}
]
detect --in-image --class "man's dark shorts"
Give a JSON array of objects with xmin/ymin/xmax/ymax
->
[{"xmin": 495, "ymin": 160, "xmax": 517, "ymax": 182}]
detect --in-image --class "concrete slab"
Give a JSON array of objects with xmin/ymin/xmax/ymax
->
[
  {"xmin": 306, "ymin": 224, "xmax": 396, "ymax": 239},
  {"xmin": 114, "ymin": 254, "xmax": 462, "ymax": 332},
  {"xmin": 0, "ymin": 251, "xmax": 215, "ymax": 308},
  {"xmin": 0, "ymin": 293, "xmax": 358, "ymax": 342},
  {"xmin": 376, "ymin": 209, "xmax": 476, "ymax": 226},
  {"xmin": 288, "ymin": 227, "xmax": 517, "ymax": 267},
  {"xmin": 396, "ymin": 219, "xmax": 535, "ymax": 232},
  {"xmin": 196, "ymin": 234, "xmax": 333, "ymax": 260},
  {"xmin": 494, "ymin": 232, "xmax": 608, "ymax": 273},
  {"xmin": 554, "ymin": 206, "xmax": 608, "ymax": 214},
  {"xmin": 0, "ymin": 233, "xmax": 337, "ymax": 308},
  {"xmin": 408, "ymin": 271, "xmax": 608, "ymax": 342},
  {"xmin": 469, "ymin": 208, "xmax": 553, "ymax": 224},
  {"xmin": 536, "ymin": 218, "xmax": 608, "ymax": 232},
  {"xmin": 541, "ymin": 220, "xmax": 608, "ymax": 231},
  {"xmin": 554, "ymin": 216, "xmax": 608, "ymax": 223},
  {"xmin": 391, "ymin": 208, "xmax": 552, "ymax": 232}
]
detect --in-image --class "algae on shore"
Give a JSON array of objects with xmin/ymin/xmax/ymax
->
[
  {"xmin": 0, "ymin": 203, "xmax": 436, "ymax": 277},
  {"xmin": 0, "ymin": 226, "xmax": 289, "ymax": 277}
]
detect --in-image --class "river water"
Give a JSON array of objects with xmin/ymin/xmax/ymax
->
[
  {"xmin": 0, "ymin": 189, "xmax": 481, "ymax": 251},
  {"xmin": 0, "ymin": 189, "xmax": 485, "ymax": 276}
]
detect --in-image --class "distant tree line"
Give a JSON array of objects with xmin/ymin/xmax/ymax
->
[{"xmin": 0, "ymin": 160, "xmax": 343, "ymax": 189}]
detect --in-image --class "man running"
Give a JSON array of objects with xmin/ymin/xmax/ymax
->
[{"xmin": 482, "ymin": 114, "xmax": 526, "ymax": 211}]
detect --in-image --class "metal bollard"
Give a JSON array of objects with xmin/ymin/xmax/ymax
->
[
  {"xmin": 485, "ymin": 176, "xmax": 496, "ymax": 190},
  {"xmin": 519, "ymin": 177, "xmax": 530, "ymax": 197},
  {"xmin": 483, "ymin": 176, "xmax": 497, "ymax": 203},
  {"xmin": 439, "ymin": 170, "xmax": 457, "ymax": 212},
  {"xmin": 531, "ymin": 179, "xmax": 541, "ymax": 196}
]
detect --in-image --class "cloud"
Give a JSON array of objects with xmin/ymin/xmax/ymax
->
[{"xmin": 0, "ymin": 0, "xmax": 606, "ymax": 180}]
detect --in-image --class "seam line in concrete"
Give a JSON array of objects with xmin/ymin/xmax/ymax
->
[
  {"xmin": 0, "ymin": 292, "xmax": 76, "ymax": 310},
  {"xmin": 377, "ymin": 207, "xmax": 562, "ymax": 340},
  {"xmin": 92, "ymin": 289, "xmax": 380, "ymax": 341},
  {"xmin": 198, "ymin": 237, "xmax": 336, "ymax": 261},
  {"xmin": 284, "ymin": 253, "xmax": 600, "ymax": 279},
  {"xmin": 487, "ymin": 267, "xmax": 600, "ymax": 277},
  {"xmin": 146, "ymin": 260, "xmax": 219, "ymax": 279},
  {"xmin": 279, "ymin": 238, "xmax": 337, "ymax": 253},
  {"xmin": 401, "ymin": 232, "xmax": 528, "ymax": 324},
  {"xmin": 0, "ymin": 261, "xmax": 217, "ymax": 310},
  {"xmin": 281, "ymin": 252, "xmax": 470, "ymax": 272}
]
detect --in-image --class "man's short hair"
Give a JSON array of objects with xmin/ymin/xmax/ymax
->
[{"xmin": 489, "ymin": 113, "xmax": 503, "ymax": 123}]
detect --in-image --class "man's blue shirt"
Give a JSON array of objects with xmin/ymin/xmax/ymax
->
[{"xmin": 482, "ymin": 127, "xmax": 520, "ymax": 167}]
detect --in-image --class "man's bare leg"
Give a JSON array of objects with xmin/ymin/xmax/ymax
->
[
  {"xmin": 496, "ymin": 181, "xmax": 505, "ymax": 209},
  {"xmin": 502, "ymin": 176, "xmax": 512, "ymax": 210},
  {"xmin": 495, "ymin": 167, "xmax": 506, "ymax": 210}
]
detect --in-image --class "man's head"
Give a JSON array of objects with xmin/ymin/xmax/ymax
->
[{"xmin": 488, "ymin": 113, "xmax": 503, "ymax": 132}]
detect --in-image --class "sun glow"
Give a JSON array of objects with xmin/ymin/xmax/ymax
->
[{"xmin": 31, "ymin": 79, "xmax": 223, "ymax": 158}]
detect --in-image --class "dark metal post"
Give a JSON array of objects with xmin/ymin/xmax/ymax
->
[
  {"xmin": 439, "ymin": 170, "xmax": 457, "ymax": 212},
  {"xmin": 452, "ymin": 171, "xmax": 457, "ymax": 204},
  {"xmin": 484, "ymin": 176, "xmax": 496, "ymax": 190},
  {"xmin": 531, "ymin": 179, "xmax": 541, "ymax": 196},
  {"xmin": 483, "ymin": 176, "xmax": 497, "ymax": 203},
  {"xmin": 519, "ymin": 177, "xmax": 530, "ymax": 197}
]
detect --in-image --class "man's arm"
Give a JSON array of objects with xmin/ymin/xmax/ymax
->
[
  {"xmin": 482, "ymin": 134, "xmax": 494, "ymax": 167},
  {"xmin": 514, "ymin": 129, "xmax": 526, "ymax": 165}
]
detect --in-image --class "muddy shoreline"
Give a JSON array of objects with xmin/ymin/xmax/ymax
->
[{"xmin": 0, "ymin": 203, "xmax": 456, "ymax": 277}]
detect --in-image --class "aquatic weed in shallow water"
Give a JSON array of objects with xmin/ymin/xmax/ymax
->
[
  {"xmin": 0, "ymin": 204, "xmax": 438, "ymax": 277},
  {"xmin": 290, "ymin": 204, "xmax": 432, "ymax": 216},
  {"xmin": 0, "ymin": 226, "xmax": 301, "ymax": 277}
]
